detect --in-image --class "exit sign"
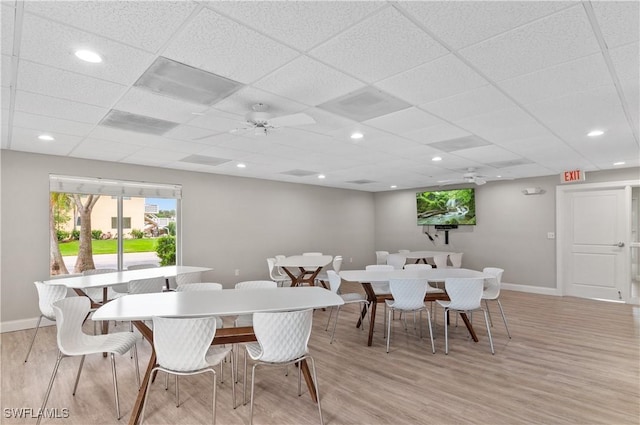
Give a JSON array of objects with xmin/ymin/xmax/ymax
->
[{"xmin": 561, "ymin": 169, "xmax": 585, "ymax": 183}]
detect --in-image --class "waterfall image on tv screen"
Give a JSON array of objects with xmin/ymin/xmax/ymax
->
[{"xmin": 416, "ymin": 188, "xmax": 476, "ymax": 225}]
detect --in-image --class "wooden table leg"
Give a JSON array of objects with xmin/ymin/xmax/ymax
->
[
  {"xmin": 459, "ymin": 313, "xmax": 479, "ymax": 342},
  {"xmin": 299, "ymin": 359, "xmax": 318, "ymax": 403},
  {"xmin": 282, "ymin": 267, "xmax": 301, "ymax": 287},
  {"xmin": 359, "ymin": 283, "xmax": 377, "ymax": 347},
  {"xmin": 128, "ymin": 321, "xmax": 155, "ymax": 425}
]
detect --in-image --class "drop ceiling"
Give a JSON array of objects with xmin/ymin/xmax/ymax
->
[{"xmin": 1, "ymin": 1, "xmax": 638, "ymax": 192}]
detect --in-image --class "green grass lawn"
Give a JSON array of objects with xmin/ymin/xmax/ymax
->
[{"xmin": 59, "ymin": 239, "xmax": 157, "ymax": 256}]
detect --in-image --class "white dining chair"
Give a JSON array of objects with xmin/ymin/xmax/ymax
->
[
  {"xmin": 433, "ymin": 254, "xmax": 449, "ymax": 269},
  {"xmin": 449, "ymin": 253, "xmax": 463, "ymax": 268},
  {"xmin": 267, "ymin": 257, "xmax": 289, "ymax": 287},
  {"xmin": 82, "ymin": 269, "xmax": 126, "ymax": 301},
  {"xmin": 398, "ymin": 249, "xmax": 410, "ymax": 254},
  {"xmin": 365, "ymin": 264, "xmax": 394, "ymax": 294},
  {"xmin": 375, "ymin": 251, "xmax": 389, "ymax": 265},
  {"xmin": 37, "ymin": 297, "xmax": 140, "ymax": 425},
  {"xmin": 436, "ymin": 277, "xmax": 494, "ymax": 355},
  {"xmin": 24, "ymin": 281, "xmax": 67, "ymax": 363},
  {"xmin": 482, "ymin": 267, "xmax": 511, "ymax": 339},
  {"xmin": 175, "ymin": 271, "xmax": 203, "ymax": 286},
  {"xmin": 140, "ymin": 316, "xmax": 234, "ymax": 424},
  {"xmin": 244, "ymin": 309, "xmax": 323, "ymax": 425},
  {"xmin": 386, "ymin": 253, "xmax": 406, "ymax": 270},
  {"xmin": 315, "ymin": 255, "xmax": 343, "ymax": 288},
  {"xmin": 385, "ymin": 278, "xmax": 435, "ymax": 354},
  {"xmin": 325, "ymin": 270, "xmax": 369, "ymax": 344},
  {"xmin": 126, "ymin": 263, "xmax": 158, "ymax": 270},
  {"xmin": 302, "ymin": 252, "xmax": 323, "ymax": 256}
]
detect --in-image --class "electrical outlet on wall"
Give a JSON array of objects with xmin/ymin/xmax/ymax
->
[{"xmin": 234, "ymin": 269, "xmax": 240, "ymax": 276}]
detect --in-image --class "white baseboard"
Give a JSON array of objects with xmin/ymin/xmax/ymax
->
[
  {"xmin": 0, "ymin": 317, "xmax": 54, "ymax": 333},
  {"xmin": 501, "ymin": 282, "xmax": 562, "ymax": 296}
]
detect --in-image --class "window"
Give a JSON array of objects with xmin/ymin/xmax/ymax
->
[{"xmin": 49, "ymin": 175, "xmax": 181, "ymax": 275}]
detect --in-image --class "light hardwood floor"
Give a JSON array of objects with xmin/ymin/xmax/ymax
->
[{"xmin": 2, "ymin": 287, "xmax": 639, "ymax": 424}]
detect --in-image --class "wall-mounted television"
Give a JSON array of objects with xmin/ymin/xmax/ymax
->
[{"xmin": 416, "ymin": 188, "xmax": 476, "ymax": 226}]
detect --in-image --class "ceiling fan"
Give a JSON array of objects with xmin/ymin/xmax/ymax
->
[
  {"xmin": 440, "ymin": 168, "xmax": 487, "ymax": 186},
  {"xmin": 231, "ymin": 103, "xmax": 316, "ymax": 136}
]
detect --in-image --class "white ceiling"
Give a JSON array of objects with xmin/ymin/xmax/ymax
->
[{"xmin": 1, "ymin": 1, "xmax": 638, "ymax": 192}]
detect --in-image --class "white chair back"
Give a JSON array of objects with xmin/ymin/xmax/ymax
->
[
  {"xmin": 445, "ymin": 278, "xmax": 484, "ymax": 311},
  {"xmin": 433, "ymin": 254, "xmax": 449, "ymax": 269},
  {"xmin": 403, "ymin": 264, "xmax": 432, "ymax": 270},
  {"xmin": 152, "ymin": 316, "xmax": 217, "ymax": 372},
  {"xmin": 35, "ymin": 281, "xmax": 67, "ymax": 320},
  {"xmin": 176, "ymin": 282, "xmax": 223, "ymax": 292},
  {"xmin": 375, "ymin": 251, "xmax": 389, "ymax": 265},
  {"xmin": 398, "ymin": 250, "xmax": 410, "ymax": 254},
  {"xmin": 129, "ymin": 276, "xmax": 166, "ymax": 294},
  {"xmin": 252, "ymin": 309, "xmax": 313, "ymax": 363},
  {"xmin": 267, "ymin": 258, "xmax": 281, "ymax": 280},
  {"xmin": 82, "ymin": 268, "xmax": 117, "ymax": 275},
  {"xmin": 326, "ymin": 270, "xmax": 341, "ymax": 294},
  {"xmin": 482, "ymin": 267, "xmax": 504, "ymax": 299},
  {"xmin": 449, "ymin": 253, "xmax": 463, "ymax": 268},
  {"xmin": 365, "ymin": 264, "xmax": 394, "ymax": 271},
  {"xmin": 386, "ymin": 253, "xmax": 406, "ymax": 270},
  {"xmin": 302, "ymin": 252, "xmax": 322, "ymax": 256},
  {"xmin": 126, "ymin": 264, "xmax": 158, "ymax": 270},
  {"xmin": 175, "ymin": 272, "xmax": 202, "ymax": 286},
  {"xmin": 51, "ymin": 297, "xmax": 95, "ymax": 355},
  {"xmin": 388, "ymin": 279, "xmax": 428, "ymax": 310},
  {"xmin": 235, "ymin": 280, "xmax": 277, "ymax": 289},
  {"xmin": 332, "ymin": 256, "xmax": 343, "ymax": 273}
]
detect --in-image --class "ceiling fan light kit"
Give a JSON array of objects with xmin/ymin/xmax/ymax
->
[{"xmin": 232, "ymin": 103, "xmax": 316, "ymax": 136}]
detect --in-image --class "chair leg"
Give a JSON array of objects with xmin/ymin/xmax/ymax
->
[
  {"xmin": 24, "ymin": 315, "xmax": 43, "ymax": 363},
  {"xmin": 243, "ymin": 350, "xmax": 248, "ymax": 406},
  {"xmin": 230, "ymin": 349, "xmax": 236, "ymax": 409},
  {"xmin": 210, "ymin": 369, "xmax": 218, "ymax": 425},
  {"xmin": 496, "ymin": 299, "xmax": 511, "ymax": 338},
  {"xmin": 425, "ymin": 309, "xmax": 435, "ymax": 354},
  {"xmin": 307, "ymin": 357, "xmax": 324, "ymax": 425},
  {"xmin": 386, "ymin": 308, "xmax": 393, "ymax": 353},
  {"xmin": 483, "ymin": 309, "xmax": 495, "ymax": 354},
  {"xmin": 37, "ymin": 350, "xmax": 63, "ymax": 425},
  {"xmin": 110, "ymin": 353, "xmax": 121, "ymax": 420},
  {"xmin": 485, "ymin": 299, "xmax": 494, "ymax": 327},
  {"xmin": 324, "ymin": 307, "xmax": 334, "ymax": 331},
  {"xmin": 72, "ymin": 355, "xmax": 86, "ymax": 395},
  {"xmin": 444, "ymin": 309, "xmax": 449, "ymax": 354},
  {"xmin": 330, "ymin": 306, "xmax": 341, "ymax": 344},
  {"xmin": 250, "ymin": 364, "xmax": 259, "ymax": 425},
  {"xmin": 176, "ymin": 376, "xmax": 180, "ymax": 407}
]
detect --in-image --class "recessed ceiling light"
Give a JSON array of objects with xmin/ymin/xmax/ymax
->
[
  {"xmin": 38, "ymin": 134, "xmax": 55, "ymax": 141},
  {"xmin": 390, "ymin": 185, "xmax": 397, "ymax": 189},
  {"xmin": 74, "ymin": 49, "xmax": 102, "ymax": 63},
  {"xmin": 236, "ymin": 163, "xmax": 246, "ymax": 168},
  {"xmin": 587, "ymin": 129, "xmax": 604, "ymax": 137},
  {"xmin": 432, "ymin": 156, "xmax": 442, "ymax": 162},
  {"xmin": 350, "ymin": 132, "xmax": 363, "ymax": 140},
  {"xmin": 613, "ymin": 161, "xmax": 625, "ymax": 166},
  {"xmin": 318, "ymin": 174, "xmax": 326, "ymax": 179}
]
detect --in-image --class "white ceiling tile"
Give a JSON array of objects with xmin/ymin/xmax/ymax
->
[
  {"xmin": 498, "ymin": 53, "xmax": 613, "ymax": 105},
  {"xmin": 1, "ymin": 3, "xmax": 15, "ymax": 56},
  {"xmin": 1, "ymin": 108, "xmax": 9, "ymax": 149},
  {"xmin": 298, "ymin": 108, "xmax": 359, "ymax": 135},
  {"xmin": 208, "ymin": 1, "xmax": 385, "ymax": 51},
  {"xmin": 363, "ymin": 107, "xmax": 446, "ymax": 134},
  {"xmin": 377, "ymin": 54, "xmax": 489, "ymax": 104},
  {"xmin": 421, "ymin": 85, "xmax": 517, "ymax": 122},
  {"xmin": 609, "ymin": 42, "xmax": 640, "ymax": 83},
  {"xmin": 12, "ymin": 111, "xmax": 95, "ymax": 137},
  {"xmin": 591, "ymin": 1, "xmax": 640, "ymax": 49},
  {"xmin": 20, "ymin": 13, "xmax": 156, "ymax": 85},
  {"xmin": 309, "ymin": 7, "xmax": 448, "ymax": 83},
  {"xmin": 163, "ymin": 8, "xmax": 299, "ymax": 84},
  {"xmin": 186, "ymin": 110, "xmax": 244, "ymax": 133},
  {"xmin": 402, "ymin": 123, "xmax": 472, "ymax": 145},
  {"xmin": 459, "ymin": 5, "xmax": 601, "ymax": 81},
  {"xmin": 114, "ymin": 87, "xmax": 208, "ymax": 124},
  {"xmin": 619, "ymin": 79, "xmax": 639, "ymax": 134},
  {"xmin": 451, "ymin": 144, "xmax": 522, "ymax": 162},
  {"xmin": 70, "ymin": 138, "xmax": 141, "ymax": 162},
  {"xmin": 1, "ymin": 54, "xmax": 12, "ymax": 87},
  {"xmin": 399, "ymin": 1, "xmax": 572, "ymax": 49},
  {"xmin": 454, "ymin": 107, "xmax": 552, "ymax": 145},
  {"xmin": 24, "ymin": 1, "xmax": 197, "ymax": 53},
  {"xmin": 526, "ymin": 85, "xmax": 636, "ymax": 145},
  {"xmin": 14, "ymin": 90, "xmax": 108, "ymax": 124},
  {"xmin": 164, "ymin": 125, "xmax": 224, "ymax": 143},
  {"xmin": 17, "ymin": 61, "xmax": 126, "ymax": 108},
  {"xmin": 498, "ymin": 135, "xmax": 578, "ymax": 160},
  {"xmin": 253, "ymin": 56, "xmax": 365, "ymax": 106},
  {"xmin": 10, "ymin": 125, "xmax": 81, "ymax": 155},
  {"xmin": 1, "ymin": 86, "xmax": 9, "ymax": 110},
  {"xmin": 87, "ymin": 125, "xmax": 166, "ymax": 146}
]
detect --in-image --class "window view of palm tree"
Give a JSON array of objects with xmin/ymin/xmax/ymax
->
[{"xmin": 50, "ymin": 192, "xmax": 178, "ymax": 275}]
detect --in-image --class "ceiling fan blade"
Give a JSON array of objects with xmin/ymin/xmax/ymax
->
[
  {"xmin": 475, "ymin": 178, "xmax": 487, "ymax": 185},
  {"xmin": 269, "ymin": 113, "xmax": 316, "ymax": 127}
]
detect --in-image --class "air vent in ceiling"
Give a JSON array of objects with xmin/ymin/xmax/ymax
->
[
  {"xmin": 179, "ymin": 155, "xmax": 231, "ymax": 166},
  {"xmin": 134, "ymin": 57, "xmax": 244, "ymax": 106},
  {"xmin": 99, "ymin": 110, "xmax": 179, "ymax": 135},
  {"xmin": 281, "ymin": 169, "xmax": 318, "ymax": 177},
  {"xmin": 317, "ymin": 86, "xmax": 411, "ymax": 122},
  {"xmin": 347, "ymin": 179, "xmax": 376, "ymax": 185},
  {"xmin": 428, "ymin": 135, "xmax": 491, "ymax": 152}
]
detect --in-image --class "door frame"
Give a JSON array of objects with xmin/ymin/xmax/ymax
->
[{"xmin": 556, "ymin": 179, "xmax": 639, "ymax": 303}]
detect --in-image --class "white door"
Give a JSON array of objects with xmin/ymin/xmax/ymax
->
[{"xmin": 563, "ymin": 188, "xmax": 628, "ymax": 301}]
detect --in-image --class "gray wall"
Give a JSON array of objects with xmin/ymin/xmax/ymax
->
[
  {"xmin": 374, "ymin": 167, "xmax": 640, "ymax": 288},
  {"xmin": 0, "ymin": 150, "xmax": 374, "ymax": 325}
]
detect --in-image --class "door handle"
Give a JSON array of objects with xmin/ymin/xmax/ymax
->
[{"xmin": 613, "ymin": 242, "xmax": 625, "ymax": 247}]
